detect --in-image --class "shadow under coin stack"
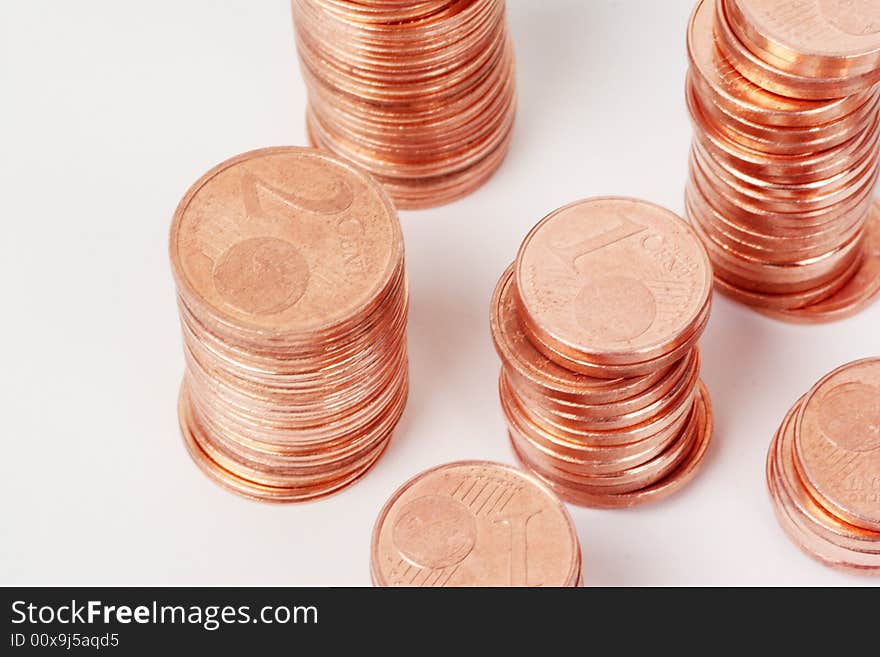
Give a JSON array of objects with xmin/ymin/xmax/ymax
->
[
  {"xmin": 685, "ymin": 0, "xmax": 880, "ymax": 321},
  {"xmin": 371, "ymin": 462, "xmax": 582, "ymax": 586},
  {"xmin": 767, "ymin": 358, "xmax": 880, "ymax": 574},
  {"xmin": 292, "ymin": 0, "xmax": 516, "ymax": 209},
  {"xmin": 170, "ymin": 147, "xmax": 408, "ymax": 502},
  {"xmin": 492, "ymin": 198, "xmax": 715, "ymax": 508}
]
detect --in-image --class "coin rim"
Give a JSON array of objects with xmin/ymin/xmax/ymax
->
[
  {"xmin": 169, "ymin": 146, "xmax": 403, "ymax": 337},
  {"xmin": 369, "ymin": 460, "xmax": 581, "ymax": 587}
]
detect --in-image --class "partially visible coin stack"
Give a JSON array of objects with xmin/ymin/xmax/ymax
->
[
  {"xmin": 685, "ymin": 0, "xmax": 880, "ymax": 321},
  {"xmin": 492, "ymin": 197, "xmax": 714, "ymax": 508},
  {"xmin": 767, "ymin": 359, "xmax": 880, "ymax": 574},
  {"xmin": 371, "ymin": 461, "xmax": 582, "ymax": 586},
  {"xmin": 170, "ymin": 147, "xmax": 408, "ymax": 502},
  {"xmin": 292, "ymin": 0, "xmax": 516, "ymax": 209}
]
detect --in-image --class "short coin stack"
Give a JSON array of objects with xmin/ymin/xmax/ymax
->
[
  {"xmin": 767, "ymin": 358, "xmax": 880, "ymax": 574},
  {"xmin": 685, "ymin": 0, "xmax": 880, "ymax": 320},
  {"xmin": 292, "ymin": 0, "xmax": 516, "ymax": 209},
  {"xmin": 492, "ymin": 197, "xmax": 714, "ymax": 508},
  {"xmin": 170, "ymin": 147, "xmax": 408, "ymax": 502},
  {"xmin": 371, "ymin": 462, "xmax": 582, "ymax": 586}
]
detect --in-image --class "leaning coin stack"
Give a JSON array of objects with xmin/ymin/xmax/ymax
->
[
  {"xmin": 684, "ymin": 0, "xmax": 880, "ymax": 320},
  {"xmin": 170, "ymin": 147, "xmax": 408, "ymax": 502},
  {"xmin": 767, "ymin": 358, "xmax": 880, "ymax": 574},
  {"xmin": 292, "ymin": 0, "xmax": 516, "ymax": 209},
  {"xmin": 492, "ymin": 197, "xmax": 714, "ymax": 508},
  {"xmin": 371, "ymin": 462, "xmax": 582, "ymax": 586}
]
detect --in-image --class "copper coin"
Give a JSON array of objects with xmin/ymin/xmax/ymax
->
[
  {"xmin": 771, "ymin": 399, "xmax": 880, "ymax": 557},
  {"xmin": 511, "ymin": 382, "xmax": 713, "ymax": 509},
  {"xmin": 692, "ymin": 100, "xmax": 880, "ymax": 186},
  {"xmin": 714, "ymin": 0, "xmax": 880, "ymax": 99},
  {"xmin": 514, "ymin": 197, "xmax": 712, "ymax": 371},
  {"xmin": 688, "ymin": 196, "xmax": 866, "ymax": 295},
  {"xmin": 370, "ymin": 461, "xmax": 581, "ymax": 587},
  {"xmin": 179, "ymin": 386, "xmax": 394, "ymax": 503},
  {"xmin": 518, "ymin": 296, "xmax": 711, "ymax": 378},
  {"xmin": 293, "ymin": 0, "xmax": 516, "ymax": 209},
  {"xmin": 495, "ymin": 197, "xmax": 713, "ymax": 508},
  {"xmin": 507, "ymin": 347, "xmax": 698, "ymax": 424},
  {"xmin": 506, "ymin": 417, "xmax": 684, "ymax": 479},
  {"xmin": 170, "ymin": 147, "xmax": 402, "ymax": 340},
  {"xmin": 687, "ymin": 127, "xmax": 880, "ymax": 216},
  {"xmin": 688, "ymin": 0, "xmax": 875, "ymax": 127},
  {"xmin": 489, "ymin": 265, "xmax": 670, "ymax": 404},
  {"xmin": 685, "ymin": 1, "xmax": 880, "ymax": 317},
  {"xmin": 499, "ymin": 369, "xmax": 695, "ymax": 469},
  {"xmin": 767, "ymin": 394, "xmax": 880, "ymax": 573},
  {"xmin": 685, "ymin": 178, "xmax": 866, "ymax": 265},
  {"xmin": 170, "ymin": 147, "xmax": 409, "ymax": 501},
  {"xmin": 760, "ymin": 199, "xmax": 880, "ymax": 321},
  {"xmin": 793, "ymin": 358, "xmax": 880, "ymax": 532},
  {"xmin": 509, "ymin": 358, "xmax": 699, "ymax": 444},
  {"xmin": 709, "ymin": 250, "xmax": 862, "ymax": 310},
  {"xmin": 726, "ymin": 0, "xmax": 880, "ymax": 80},
  {"xmin": 512, "ymin": 402, "xmax": 700, "ymax": 496},
  {"xmin": 768, "ymin": 441, "xmax": 880, "ymax": 573},
  {"xmin": 686, "ymin": 142, "xmax": 876, "ymax": 236}
]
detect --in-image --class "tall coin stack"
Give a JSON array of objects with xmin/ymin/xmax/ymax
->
[
  {"xmin": 492, "ymin": 198, "xmax": 714, "ymax": 508},
  {"xmin": 292, "ymin": 0, "xmax": 516, "ymax": 209},
  {"xmin": 685, "ymin": 0, "xmax": 880, "ymax": 321},
  {"xmin": 170, "ymin": 147, "xmax": 408, "ymax": 502},
  {"xmin": 767, "ymin": 359, "xmax": 880, "ymax": 574}
]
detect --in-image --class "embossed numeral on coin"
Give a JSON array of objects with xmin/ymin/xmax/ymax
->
[
  {"xmin": 550, "ymin": 213, "xmax": 646, "ymax": 271},
  {"xmin": 495, "ymin": 509, "xmax": 542, "ymax": 586},
  {"xmin": 373, "ymin": 462, "xmax": 580, "ymax": 586},
  {"xmin": 239, "ymin": 167, "xmax": 354, "ymax": 218}
]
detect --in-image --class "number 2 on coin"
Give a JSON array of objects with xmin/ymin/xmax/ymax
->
[{"xmin": 239, "ymin": 167, "xmax": 354, "ymax": 219}]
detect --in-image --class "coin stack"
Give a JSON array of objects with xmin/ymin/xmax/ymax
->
[
  {"xmin": 170, "ymin": 147, "xmax": 408, "ymax": 502},
  {"xmin": 684, "ymin": 0, "xmax": 880, "ymax": 321},
  {"xmin": 767, "ymin": 359, "xmax": 880, "ymax": 574},
  {"xmin": 492, "ymin": 197, "xmax": 714, "ymax": 508},
  {"xmin": 371, "ymin": 462, "xmax": 582, "ymax": 586},
  {"xmin": 292, "ymin": 0, "xmax": 516, "ymax": 209}
]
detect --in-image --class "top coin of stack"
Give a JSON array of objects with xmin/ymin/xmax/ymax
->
[
  {"xmin": 767, "ymin": 358, "xmax": 880, "ymax": 574},
  {"xmin": 169, "ymin": 147, "xmax": 409, "ymax": 502},
  {"xmin": 493, "ymin": 198, "xmax": 714, "ymax": 508},
  {"xmin": 684, "ymin": 0, "xmax": 880, "ymax": 321},
  {"xmin": 723, "ymin": 0, "xmax": 880, "ymax": 98},
  {"xmin": 371, "ymin": 461, "xmax": 582, "ymax": 586},
  {"xmin": 292, "ymin": 0, "xmax": 516, "ymax": 209}
]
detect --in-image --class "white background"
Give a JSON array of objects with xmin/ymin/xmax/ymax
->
[{"xmin": 1, "ymin": 0, "xmax": 877, "ymax": 586}]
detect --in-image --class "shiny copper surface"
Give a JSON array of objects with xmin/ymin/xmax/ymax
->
[
  {"xmin": 766, "ymin": 360, "xmax": 880, "ymax": 574},
  {"xmin": 371, "ymin": 461, "xmax": 582, "ymax": 586},
  {"xmin": 760, "ymin": 200, "xmax": 880, "ymax": 322},
  {"xmin": 727, "ymin": 0, "xmax": 880, "ymax": 82},
  {"xmin": 513, "ymin": 383, "xmax": 713, "ymax": 509},
  {"xmin": 514, "ymin": 197, "xmax": 712, "ymax": 374},
  {"xmin": 685, "ymin": 0, "xmax": 880, "ymax": 317},
  {"xmin": 170, "ymin": 147, "xmax": 409, "ymax": 502},
  {"xmin": 716, "ymin": 0, "xmax": 880, "ymax": 99},
  {"xmin": 794, "ymin": 359, "xmax": 880, "ymax": 532},
  {"xmin": 491, "ymin": 198, "xmax": 714, "ymax": 508},
  {"xmin": 292, "ymin": 0, "xmax": 516, "ymax": 209}
]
